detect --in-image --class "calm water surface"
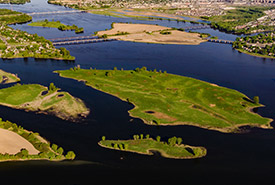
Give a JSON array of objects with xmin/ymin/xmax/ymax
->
[{"xmin": 0, "ymin": 1, "xmax": 274, "ymax": 184}]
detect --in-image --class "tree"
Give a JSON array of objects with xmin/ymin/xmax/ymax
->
[
  {"xmin": 253, "ymin": 96, "xmax": 259, "ymax": 104},
  {"xmin": 101, "ymin": 136, "xmax": 106, "ymax": 141},
  {"xmin": 49, "ymin": 83, "xmax": 57, "ymax": 92},
  {"xmin": 156, "ymin": 136, "xmax": 161, "ymax": 142},
  {"xmin": 65, "ymin": 151, "xmax": 76, "ymax": 160},
  {"xmin": 57, "ymin": 147, "xmax": 64, "ymax": 155},
  {"xmin": 51, "ymin": 144, "xmax": 58, "ymax": 152},
  {"xmin": 177, "ymin": 137, "xmax": 182, "ymax": 145}
]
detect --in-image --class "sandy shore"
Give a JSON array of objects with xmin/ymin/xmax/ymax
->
[
  {"xmin": 97, "ymin": 23, "xmax": 206, "ymax": 45},
  {"xmin": 0, "ymin": 128, "xmax": 39, "ymax": 155}
]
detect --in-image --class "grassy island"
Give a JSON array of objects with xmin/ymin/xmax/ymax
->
[
  {"xmin": 56, "ymin": 67, "xmax": 272, "ymax": 132},
  {"xmin": 28, "ymin": 19, "xmax": 84, "ymax": 34},
  {"xmin": 0, "ymin": 9, "xmax": 75, "ymax": 60},
  {"xmin": 0, "ymin": 69, "xmax": 20, "ymax": 84},
  {"xmin": 0, "ymin": 117, "xmax": 76, "ymax": 162},
  {"xmin": 233, "ymin": 32, "xmax": 275, "ymax": 59},
  {"xmin": 0, "ymin": 83, "xmax": 89, "ymax": 121},
  {"xmin": 96, "ymin": 23, "xmax": 205, "ymax": 45},
  {"xmin": 99, "ymin": 134, "xmax": 206, "ymax": 159}
]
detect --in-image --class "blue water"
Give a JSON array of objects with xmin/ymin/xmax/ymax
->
[{"xmin": 0, "ymin": 1, "xmax": 274, "ymax": 184}]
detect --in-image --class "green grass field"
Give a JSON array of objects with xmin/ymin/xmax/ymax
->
[
  {"xmin": 56, "ymin": 68, "xmax": 272, "ymax": 132},
  {"xmin": 0, "ymin": 84, "xmax": 89, "ymax": 121},
  {"xmin": 99, "ymin": 137, "xmax": 206, "ymax": 159}
]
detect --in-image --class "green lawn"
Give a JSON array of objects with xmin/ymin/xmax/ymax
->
[
  {"xmin": 56, "ymin": 68, "xmax": 272, "ymax": 132},
  {"xmin": 99, "ymin": 137, "xmax": 206, "ymax": 159},
  {"xmin": 0, "ymin": 84, "xmax": 89, "ymax": 121}
]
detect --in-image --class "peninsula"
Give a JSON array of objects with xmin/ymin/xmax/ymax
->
[
  {"xmin": 55, "ymin": 67, "xmax": 272, "ymax": 132},
  {"xmin": 0, "ymin": 69, "xmax": 20, "ymax": 84},
  {"xmin": 96, "ymin": 23, "xmax": 206, "ymax": 45},
  {"xmin": 0, "ymin": 117, "xmax": 76, "ymax": 161},
  {"xmin": 0, "ymin": 83, "xmax": 90, "ymax": 121},
  {"xmin": 99, "ymin": 135, "xmax": 207, "ymax": 159}
]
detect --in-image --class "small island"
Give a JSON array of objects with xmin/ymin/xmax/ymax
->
[
  {"xmin": 0, "ymin": 83, "xmax": 90, "ymax": 121},
  {"xmin": 28, "ymin": 19, "xmax": 84, "ymax": 34},
  {"xmin": 95, "ymin": 23, "xmax": 206, "ymax": 45},
  {"xmin": 55, "ymin": 67, "xmax": 272, "ymax": 132},
  {"xmin": 99, "ymin": 134, "xmax": 207, "ymax": 159},
  {"xmin": 233, "ymin": 32, "xmax": 275, "ymax": 59},
  {"xmin": 0, "ymin": 69, "xmax": 20, "ymax": 84},
  {"xmin": 0, "ymin": 117, "xmax": 76, "ymax": 162}
]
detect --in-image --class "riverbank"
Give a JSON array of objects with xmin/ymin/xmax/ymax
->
[
  {"xmin": 96, "ymin": 23, "xmax": 206, "ymax": 45},
  {"xmin": 55, "ymin": 68, "xmax": 272, "ymax": 133},
  {"xmin": 0, "ymin": 83, "xmax": 90, "ymax": 121}
]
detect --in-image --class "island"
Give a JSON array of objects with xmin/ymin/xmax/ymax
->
[
  {"xmin": 28, "ymin": 19, "xmax": 84, "ymax": 34},
  {"xmin": 98, "ymin": 134, "xmax": 207, "ymax": 159},
  {"xmin": 0, "ymin": 8, "xmax": 75, "ymax": 60},
  {"xmin": 0, "ymin": 117, "xmax": 76, "ymax": 162},
  {"xmin": 55, "ymin": 67, "xmax": 272, "ymax": 132},
  {"xmin": 96, "ymin": 23, "xmax": 206, "ymax": 45},
  {"xmin": 0, "ymin": 83, "xmax": 90, "ymax": 121},
  {"xmin": 233, "ymin": 32, "xmax": 275, "ymax": 59},
  {"xmin": 0, "ymin": 69, "xmax": 20, "ymax": 84}
]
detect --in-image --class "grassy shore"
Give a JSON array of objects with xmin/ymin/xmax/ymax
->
[
  {"xmin": 55, "ymin": 67, "xmax": 272, "ymax": 132},
  {"xmin": 0, "ymin": 69, "xmax": 20, "ymax": 84},
  {"xmin": 0, "ymin": 83, "xmax": 89, "ymax": 121},
  {"xmin": 99, "ymin": 136, "xmax": 207, "ymax": 159}
]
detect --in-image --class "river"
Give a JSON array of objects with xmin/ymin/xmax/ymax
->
[{"xmin": 0, "ymin": 0, "xmax": 274, "ymax": 184}]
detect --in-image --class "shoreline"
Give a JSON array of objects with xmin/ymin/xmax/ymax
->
[
  {"xmin": 56, "ymin": 71, "xmax": 273, "ymax": 133},
  {"xmin": 235, "ymin": 48, "xmax": 275, "ymax": 59}
]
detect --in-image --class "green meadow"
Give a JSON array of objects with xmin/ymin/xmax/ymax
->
[{"xmin": 56, "ymin": 67, "xmax": 272, "ymax": 132}]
